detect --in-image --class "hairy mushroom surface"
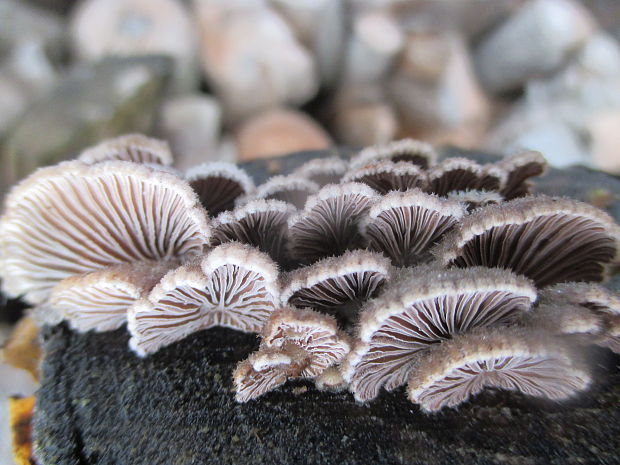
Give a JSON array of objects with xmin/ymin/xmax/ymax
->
[
  {"xmin": 186, "ymin": 162, "xmax": 255, "ymax": 217},
  {"xmin": 438, "ymin": 196, "xmax": 620, "ymax": 288},
  {"xmin": 291, "ymin": 157, "xmax": 348, "ymax": 186},
  {"xmin": 245, "ymin": 175, "xmax": 320, "ymax": 210},
  {"xmin": 234, "ymin": 349, "xmax": 294, "ymax": 403},
  {"xmin": 496, "ymin": 151, "xmax": 547, "ymax": 200},
  {"xmin": 0, "ymin": 161, "xmax": 210, "ymax": 304},
  {"xmin": 427, "ymin": 158, "xmax": 505, "ymax": 197},
  {"xmin": 408, "ymin": 328, "xmax": 590, "ymax": 412},
  {"xmin": 341, "ymin": 160, "xmax": 428, "ymax": 194},
  {"xmin": 287, "ymin": 183, "xmax": 380, "ymax": 264},
  {"xmin": 50, "ymin": 262, "xmax": 171, "ymax": 332},
  {"xmin": 280, "ymin": 250, "xmax": 391, "ymax": 321},
  {"xmin": 447, "ymin": 190, "xmax": 503, "ymax": 212},
  {"xmin": 343, "ymin": 266, "xmax": 537, "ymax": 402},
  {"xmin": 128, "ymin": 243, "xmax": 279, "ymax": 356},
  {"xmin": 77, "ymin": 134, "xmax": 173, "ymax": 165},
  {"xmin": 360, "ymin": 189, "xmax": 466, "ymax": 267},
  {"xmin": 350, "ymin": 138, "xmax": 437, "ymax": 169}
]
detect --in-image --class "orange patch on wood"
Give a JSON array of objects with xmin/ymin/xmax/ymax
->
[
  {"xmin": 9, "ymin": 396, "xmax": 37, "ymax": 465},
  {"xmin": 3, "ymin": 316, "xmax": 41, "ymax": 380}
]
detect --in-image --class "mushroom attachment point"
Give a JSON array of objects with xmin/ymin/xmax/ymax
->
[
  {"xmin": 186, "ymin": 162, "xmax": 255, "ymax": 217},
  {"xmin": 407, "ymin": 328, "xmax": 591, "ymax": 412},
  {"xmin": 77, "ymin": 134, "xmax": 173, "ymax": 166},
  {"xmin": 128, "ymin": 243, "xmax": 279, "ymax": 356},
  {"xmin": 343, "ymin": 266, "xmax": 536, "ymax": 402},
  {"xmin": 438, "ymin": 196, "xmax": 620, "ymax": 288}
]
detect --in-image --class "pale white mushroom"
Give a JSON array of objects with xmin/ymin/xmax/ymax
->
[
  {"xmin": 291, "ymin": 157, "xmax": 348, "ymax": 186},
  {"xmin": 495, "ymin": 150, "xmax": 547, "ymax": 200},
  {"xmin": 350, "ymin": 138, "xmax": 437, "ymax": 170},
  {"xmin": 341, "ymin": 160, "xmax": 428, "ymax": 194},
  {"xmin": 77, "ymin": 134, "xmax": 173, "ymax": 165},
  {"xmin": 427, "ymin": 158, "xmax": 506, "ymax": 197},
  {"xmin": 243, "ymin": 175, "xmax": 320, "ymax": 210}
]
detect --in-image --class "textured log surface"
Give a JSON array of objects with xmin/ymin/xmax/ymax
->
[{"xmin": 32, "ymin": 149, "xmax": 620, "ymax": 465}]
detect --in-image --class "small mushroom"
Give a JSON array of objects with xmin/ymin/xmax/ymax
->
[
  {"xmin": 77, "ymin": 134, "xmax": 173, "ymax": 165},
  {"xmin": 234, "ymin": 307, "xmax": 350, "ymax": 401},
  {"xmin": 0, "ymin": 161, "xmax": 210, "ymax": 304},
  {"xmin": 496, "ymin": 150, "xmax": 547, "ymax": 200},
  {"xmin": 128, "ymin": 243, "xmax": 279, "ymax": 356},
  {"xmin": 211, "ymin": 199, "xmax": 295, "ymax": 264},
  {"xmin": 280, "ymin": 250, "xmax": 391, "ymax": 322},
  {"xmin": 341, "ymin": 160, "xmax": 428, "ymax": 194},
  {"xmin": 185, "ymin": 162, "xmax": 255, "ymax": 216},
  {"xmin": 287, "ymin": 182, "xmax": 380, "ymax": 264},
  {"xmin": 291, "ymin": 157, "xmax": 348, "ymax": 186},
  {"xmin": 343, "ymin": 266, "xmax": 536, "ymax": 402},
  {"xmin": 244, "ymin": 175, "xmax": 320, "ymax": 210},
  {"xmin": 360, "ymin": 189, "xmax": 466, "ymax": 267},
  {"xmin": 427, "ymin": 158, "xmax": 506, "ymax": 197},
  {"xmin": 350, "ymin": 138, "xmax": 437, "ymax": 170},
  {"xmin": 520, "ymin": 303, "xmax": 604, "ymax": 341},
  {"xmin": 438, "ymin": 196, "xmax": 620, "ymax": 287},
  {"xmin": 50, "ymin": 261, "xmax": 172, "ymax": 332},
  {"xmin": 408, "ymin": 328, "xmax": 591, "ymax": 412},
  {"xmin": 447, "ymin": 190, "xmax": 503, "ymax": 212}
]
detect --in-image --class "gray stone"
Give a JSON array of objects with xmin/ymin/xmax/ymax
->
[{"xmin": 0, "ymin": 55, "xmax": 172, "ymax": 194}]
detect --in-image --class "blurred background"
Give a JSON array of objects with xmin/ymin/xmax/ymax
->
[{"xmin": 0, "ymin": 0, "xmax": 620, "ymax": 462}]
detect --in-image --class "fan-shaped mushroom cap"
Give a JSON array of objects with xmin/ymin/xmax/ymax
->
[
  {"xmin": 280, "ymin": 250, "xmax": 391, "ymax": 319},
  {"xmin": 127, "ymin": 243, "xmax": 279, "ymax": 356},
  {"xmin": 520, "ymin": 303, "xmax": 604, "ymax": 339},
  {"xmin": 212, "ymin": 199, "xmax": 295, "ymax": 264},
  {"xmin": 261, "ymin": 307, "xmax": 351, "ymax": 378},
  {"xmin": 186, "ymin": 162, "xmax": 255, "ymax": 217},
  {"xmin": 427, "ymin": 158, "xmax": 506, "ymax": 197},
  {"xmin": 291, "ymin": 157, "xmax": 348, "ymax": 186},
  {"xmin": 245, "ymin": 175, "xmax": 320, "ymax": 210},
  {"xmin": 77, "ymin": 134, "xmax": 173, "ymax": 165},
  {"xmin": 50, "ymin": 261, "xmax": 172, "ymax": 333},
  {"xmin": 360, "ymin": 189, "xmax": 466, "ymax": 267},
  {"xmin": 438, "ymin": 196, "xmax": 620, "ymax": 288},
  {"xmin": 447, "ymin": 190, "xmax": 503, "ymax": 212},
  {"xmin": 496, "ymin": 150, "xmax": 547, "ymax": 200},
  {"xmin": 287, "ymin": 182, "xmax": 380, "ymax": 264},
  {"xmin": 233, "ymin": 349, "xmax": 294, "ymax": 403},
  {"xmin": 350, "ymin": 138, "xmax": 437, "ymax": 170},
  {"xmin": 341, "ymin": 160, "xmax": 428, "ymax": 194},
  {"xmin": 407, "ymin": 328, "xmax": 591, "ymax": 412},
  {"xmin": 343, "ymin": 266, "xmax": 537, "ymax": 402},
  {"xmin": 0, "ymin": 161, "xmax": 210, "ymax": 304}
]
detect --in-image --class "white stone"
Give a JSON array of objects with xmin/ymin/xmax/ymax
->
[
  {"xmin": 160, "ymin": 94, "xmax": 222, "ymax": 171},
  {"xmin": 194, "ymin": 0, "xmax": 319, "ymax": 121},
  {"xmin": 474, "ymin": 0, "xmax": 596, "ymax": 93},
  {"xmin": 588, "ymin": 110, "xmax": 620, "ymax": 175}
]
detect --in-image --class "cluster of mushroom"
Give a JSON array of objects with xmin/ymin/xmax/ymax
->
[{"xmin": 1, "ymin": 135, "xmax": 619, "ymax": 413}]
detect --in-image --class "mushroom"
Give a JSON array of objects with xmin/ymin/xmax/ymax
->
[
  {"xmin": 211, "ymin": 199, "xmax": 295, "ymax": 264},
  {"xmin": 342, "ymin": 266, "xmax": 537, "ymax": 402},
  {"xmin": 426, "ymin": 158, "xmax": 506, "ymax": 197},
  {"xmin": 185, "ymin": 162, "xmax": 255, "ymax": 217},
  {"xmin": 341, "ymin": 160, "xmax": 428, "ymax": 194},
  {"xmin": 128, "ymin": 243, "xmax": 279, "ymax": 356},
  {"xmin": 447, "ymin": 190, "xmax": 503, "ymax": 212},
  {"xmin": 496, "ymin": 150, "xmax": 547, "ymax": 200},
  {"xmin": 291, "ymin": 157, "xmax": 348, "ymax": 186},
  {"xmin": 287, "ymin": 182, "xmax": 380, "ymax": 264},
  {"xmin": 437, "ymin": 196, "xmax": 620, "ymax": 287},
  {"xmin": 77, "ymin": 134, "xmax": 173, "ymax": 166},
  {"xmin": 50, "ymin": 261, "xmax": 172, "ymax": 332},
  {"xmin": 234, "ymin": 307, "xmax": 350, "ymax": 401},
  {"xmin": 0, "ymin": 160, "xmax": 210, "ymax": 304},
  {"xmin": 280, "ymin": 250, "xmax": 391, "ymax": 323},
  {"xmin": 360, "ymin": 189, "xmax": 466, "ymax": 267},
  {"xmin": 243, "ymin": 175, "xmax": 320, "ymax": 210},
  {"xmin": 350, "ymin": 138, "xmax": 437, "ymax": 169},
  {"xmin": 408, "ymin": 328, "xmax": 591, "ymax": 412}
]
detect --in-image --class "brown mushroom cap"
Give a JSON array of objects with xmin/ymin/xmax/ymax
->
[
  {"xmin": 245, "ymin": 175, "xmax": 320, "ymax": 210},
  {"xmin": 211, "ymin": 199, "xmax": 295, "ymax": 263},
  {"xmin": 280, "ymin": 250, "xmax": 391, "ymax": 319},
  {"xmin": 50, "ymin": 261, "xmax": 172, "ymax": 333},
  {"xmin": 291, "ymin": 157, "xmax": 348, "ymax": 186},
  {"xmin": 0, "ymin": 161, "xmax": 210, "ymax": 304},
  {"xmin": 343, "ymin": 266, "xmax": 537, "ymax": 402},
  {"xmin": 77, "ymin": 134, "xmax": 173, "ymax": 166},
  {"xmin": 128, "ymin": 243, "xmax": 279, "ymax": 356},
  {"xmin": 186, "ymin": 162, "xmax": 255, "ymax": 217},
  {"xmin": 350, "ymin": 138, "xmax": 437, "ymax": 170},
  {"xmin": 438, "ymin": 196, "xmax": 620, "ymax": 288},
  {"xmin": 496, "ymin": 150, "xmax": 547, "ymax": 200},
  {"xmin": 233, "ymin": 349, "xmax": 294, "ymax": 403},
  {"xmin": 408, "ymin": 328, "xmax": 590, "ymax": 412},
  {"xmin": 341, "ymin": 160, "xmax": 428, "ymax": 194},
  {"xmin": 360, "ymin": 189, "xmax": 466, "ymax": 267},
  {"xmin": 287, "ymin": 182, "xmax": 380, "ymax": 264},
  {"xmin": 427, "ymin": 158, "xmax": 506, "ymax": 197}
]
